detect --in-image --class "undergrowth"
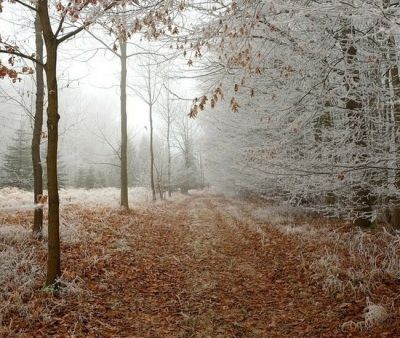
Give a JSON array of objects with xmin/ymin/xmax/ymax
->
[{"xmin": 250, "ymin": 204, "xmax": 399, "ymax": 332}]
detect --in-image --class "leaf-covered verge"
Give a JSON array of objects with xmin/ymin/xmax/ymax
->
[{"xmin": 1, "ymin": 192, "xmax": 399, "ymax": 337}]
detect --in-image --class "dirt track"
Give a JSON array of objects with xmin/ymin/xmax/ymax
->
[{"xmin": 3, "ymin": 193, "xmax": 397, "ymax": 337}]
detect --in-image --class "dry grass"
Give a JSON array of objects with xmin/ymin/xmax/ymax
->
[
  {"xmin": 0, "ymin": 208, "xmax": 96, "ymax": 336},
  {"xmin": 245, "ymin": 202, "xmax": 400, "ymax": 332}
]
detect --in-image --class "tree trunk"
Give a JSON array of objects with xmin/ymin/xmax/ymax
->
[
  {"xmin": 32, "ymin": 11, "xmax": 44, "ymax": 238},
  {"xmin": 44, "ymin": 40, "xmax": 61, "ymax": 286},
  {"xmin": 378, "ymin": 0, "xmax": 400, "ymax": 227},
  {"xmin": 120, "ymin": 40, "xmax": 129, "ymax": 209},
  {"xmin": 167, "ymin": 113, "xmax": 172, "ymax": 197},
  {"xmin": 199, "ymin": 152, "xmax": 205, "ymax": 189},
  {"xmin": 38, "ymin": 0, "xmax": 61, "ymax": 286},
  {"xmin": 340, "ymin": 20, "xmax": 372, "ymax": 227},
  {"xmin": 389, "ymin": 69, "xmax": 400, "ymax": 224},
  {"xmin": 314, "ymin": 93, "xmax": 336, "ymax": 206},
  {"xmin": 386, "ymin": 34, "xmax": 400, "ymax": 228},
  {"xmin": 183, "ymin": 135, "xmax": 191, "ymax": 194},
  {"xmin": 158, "ymin": 173, "xmax": 163, "ymax": 200},
  {"xmin": 149, "ymin": 103, "xmax": 156, "ymax": 201}
]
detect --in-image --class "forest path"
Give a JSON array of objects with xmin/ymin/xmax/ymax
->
[
  {"xmin": 9, "ymin": 193, "xmax": 386, "ymax": 337},
  {"xmin": 73, "ymin": 193, "xmax": 356, "ymax": 337}
]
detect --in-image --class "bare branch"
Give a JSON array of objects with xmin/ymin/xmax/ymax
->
[
  {"xmin": 162, "ymin": 84, "xmax": 195, "ymax": 101},
  {"xmin": 0, "ymin": 49, "xmax": 44, "ymax": 67},
  {"xmin": 89, "ymin": 162, "xmax": 121, "ymax": 168},
  {"xmin": 57, "ymin": 24, "xmax": 88, "ymax": 44},
  {"xmin": 14, "ymin": 0, "xmax": 37, "ymax": 12},
  {"xmin": 85, "ymin": 29, "xmax": 120, "ymax": 57}
]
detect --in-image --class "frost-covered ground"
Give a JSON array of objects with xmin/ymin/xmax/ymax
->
[
  {"xmin": 1, "ymin": 192, "xmax": 400, "ymax": 335},
  {"xmin": 0, "ymin": 187, "xmax": 199, "ymax": 212}
]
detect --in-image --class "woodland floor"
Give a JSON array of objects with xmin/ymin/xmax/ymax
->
[{"xmin": 1, "ymin": 192, "xmax": 400, "ymax": 337}]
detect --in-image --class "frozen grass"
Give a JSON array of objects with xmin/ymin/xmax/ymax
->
[
  {"xmin": 251, "ymin": 205, "xmax": 294, "ymax": 226},
  {"xmin": 0, "ymin": 187, "xmax": 33, "ymax": 209},
  {"xmin": 0, "ymin": 224, "xmax": 31, "ymax": 244},
  {"xmin": 0, "ymin": 187, "xmax": 192, "ymax": 213},
  {"xmin": 54, "ymin": 275, "xmax": 85, "ymax": 296},
  {"xmin": 59, "ymin": 187, "xmax": 152, "ymax": 207},
  {"xmin": 0, "ymin": 225, "xmax": 42, "ymax": 329},
  {"xmin": 344, "ymin": 228, "xmax": 400, "ymax": 282},
  {"xmin": 309, "ymin": 252, "xmax": 344, "ymax": 294},
  {"xmin": 246, "ymin": 202, "xmax": 400, "ymax": 331},
  {"xmin": 251, "ymin": 203, "xmax": 400, "ymax": 295},
  {"xmin": 0, "ymin": 206, "xmax": 95, "ymax": 335}
]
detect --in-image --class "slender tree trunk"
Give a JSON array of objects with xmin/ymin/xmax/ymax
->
[
  {"xmin": 120, "ymin": 40, "xmax": 129, "ymax": 209},
  {"xmin": 167, "ymin": 113, "xmax": 172, "ymax": 197},
  {"xmin": 199, "ymin": 152, "xmax": 204, "ymax": 189},
  {"xmin": 157, "ymin": 170, "xmax": 163, "ymax": 200},
  {"xmin": 149, "ymin": 103, "xmax": 156, "ymax": 201},
  {"xmin": 314, "ymin": 93, "xmax": 335, "ymax": 206},
  {"xmin": 387, "ymin": 34, "xmax": 400, "ymax": 227},
  {"xmin": 159, "ymin": 185, "xmax": 163, "ymax": 200},
  {"xmin": 377, "ymin": 17, "xmax": 392, "ymax": 224},
  {"xmin": 45, "ymin": 45, "xmax": 61, "ymax": 286},
  {"xmin": 340, "ymin": 20, "xmax": 372, "ymax": 227},
  {"xmin": 181, "ymin": 141, "xmax": 190, "ymax": 195},
  {"xmin": 32, "ymin": 11, "xmax": 44, "ymax": 238},
  {"xmin": 183, "ymin": 154, "xmax": 190, "ymax": 194},
  {"xmin": 44, "ymin": 41, "xmax": 61, "ymax": 286},
  {"xmin": 38, "ymin": 0, "xmax": 61, "ymax": 286}
]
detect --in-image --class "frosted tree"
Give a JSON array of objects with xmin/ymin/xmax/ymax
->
[
  {"xmin": 159, "ymin": 81, "xmax": 177, "ymax": 197},
  {"xmin": 195, "ymin": 0, "xmax": 400, "ymax": 226},
  {"xmin": 129, "ymin": 55, "xmax": 163, "ymax": 201},
  {"xmin": 87, "ymin": 20, "xmax": 164, "ymax": 208},
  {"xmin": 173, "ymin": 109, "xmax": 200, "ymax": 194}
]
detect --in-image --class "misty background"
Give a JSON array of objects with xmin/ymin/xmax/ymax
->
[{"xmin": 0, "ymin": 5, "xmax": 211, "ymax": 192}]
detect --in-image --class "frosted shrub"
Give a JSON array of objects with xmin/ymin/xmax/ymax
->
[
  {"xmin": 342, "ymin": 298, "xmax": 389, "ymax": 331},
  {"xmin": 363, "ymin": 298, "xmax": 390, "ymax": 329}
]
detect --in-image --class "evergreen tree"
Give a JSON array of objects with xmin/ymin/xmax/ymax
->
[{"xmin": 1, "ymin": 126, "xmax": 33, "ymax": 190}]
